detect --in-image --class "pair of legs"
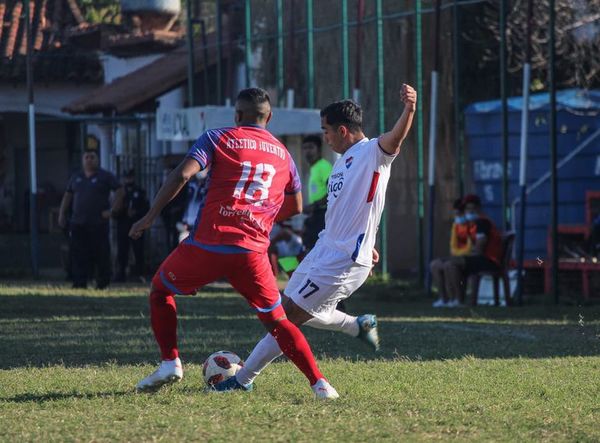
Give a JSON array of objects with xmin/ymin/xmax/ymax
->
[
  {"xmin": 233, "ymin": 243, "xmax": 373, "ymax": 387},
  {"xmin": 432, "ymin": 256, "xmax": 500, "ymax": 305},
  {"xmin": 144, "ymin": 242, "xmax": 325, "ymax": 387},
  {"xmin": 430, "ymin": 257, "xmax": 466, "ymax": 304},
  {"xmin": 116, "ymin": 221, "xmax": 145, "ymax": 281},
  {"xmin": 70, "ymin": 223, "xmax": 111, "ymax": 289}
]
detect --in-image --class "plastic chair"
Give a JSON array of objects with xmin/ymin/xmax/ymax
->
[{"xmin": 471, "ymin": 232, "xmax": 516, "ymax": 307}]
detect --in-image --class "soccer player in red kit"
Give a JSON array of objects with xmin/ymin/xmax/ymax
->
[{"xmin": 129, "ymin": 88, "xmax": 337, "ymax": 399}]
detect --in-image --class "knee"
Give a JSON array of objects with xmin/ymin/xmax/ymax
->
[
  {"xmin": 430, "ymin": 259, "xmax": 443, "ymax": 272},
  {"xmin": 149, "ymin": 276, "xmax": 169, "ymax": 301},
  {"xmin": 443, "ymin": 261, "xmax": 455, "ymax": 272},
  {"xmin": 257, "ymin": 304, "xmax": 287, "ymax": 331}
]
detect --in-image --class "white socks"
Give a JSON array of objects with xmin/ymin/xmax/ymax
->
[
  {"xmin": 305, "ymin": 310, "xmax": 359, "ymax": 337},
  {"xmin": 236, "ymin": 333, "xmax": 281, "ymax": 386},
  {"xmin": 235, "ymin": 310, "xmax": 359, "ymax": 386}
]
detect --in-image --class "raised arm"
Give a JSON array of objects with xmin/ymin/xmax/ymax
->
[
  {"xmin": 378, "ymin": 83, "xmax": 417, "ymax": 156},
  {"xmin": 129, "ymin": 158, "xmax": 201, "ymax": 239}
]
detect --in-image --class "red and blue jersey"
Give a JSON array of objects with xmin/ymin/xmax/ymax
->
[{"xmin": 185, "ymin": 125, "xmax": 301, "ymax": 253}]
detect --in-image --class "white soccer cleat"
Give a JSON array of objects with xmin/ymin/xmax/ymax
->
[
  {"xmin": 311, "ymin": 378, "xmax": 339, "ymax": 400},
  {"xmin": 136, "ymin": 358, "xmax": 183, "ymax": 392},
  {"xmin": 446, "ymin": 299, "xmax": 465, "ymax": 308},
  {"xmin": 432, "ymin": 298, "xmax": 447, "ymax": 308}
]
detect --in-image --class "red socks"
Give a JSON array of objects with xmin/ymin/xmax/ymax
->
[
  {"xmin": 270, "ymin": 318, "xmax": 324, "ymax": 385},
  {"xmin": 149, "ymin": 287, "xmax": 179, "ymax": 361}
]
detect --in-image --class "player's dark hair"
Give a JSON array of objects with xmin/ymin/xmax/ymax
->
[
  {"xmin": 453, "ymin": 198, "xmax": 464, "ymax": 211},
  {"xmin": 320, "ymin": 100, "xmax": 362, "ymax": 132},
  {"xmin": 236, "ymin": 87, "xmax": 271, "ymax": 106},
  {"xmin": 302, "ymin": 135, "xmax": 322, "ymax": 152},
  {"xmin": 235, "ymin": 88, "xmax": 271, "ymax": 122},
  {"xmin": 463, "ymin": 194, "xmax": 482, "ymax": 208}
]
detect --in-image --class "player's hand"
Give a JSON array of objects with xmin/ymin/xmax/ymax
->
[
  {"xmin": 101, "ymin": 209, "xmax": 112, "ymax": 219},
  {"xmin": 129, "ymin": 214, "xmax": 153, "ymax": 240},
  {"xmin": 370, "ymin": 248, "xmax": 380, "ymax": 277},
  {"xmin": 400, "ymin": 84, "xmax": 417, "ymax": 112},
  {"xmin": 372, "ymin": 248, "xmax": 380, "ymax": 265}
]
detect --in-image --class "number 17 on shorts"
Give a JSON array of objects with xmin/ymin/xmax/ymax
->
[{"xmin": 298, "ymin": 279, "xmax": 320, "ymax": 298}]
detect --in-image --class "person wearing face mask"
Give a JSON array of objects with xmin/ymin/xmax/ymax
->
[
  {"xmin": 441, "ymin": 194, "xmax": 504, "ymax": 305},
  {"xmin": 431, "ymin": 198, "xmax": 473, "ymax": 308}
]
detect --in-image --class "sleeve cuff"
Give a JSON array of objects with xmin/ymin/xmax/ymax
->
[{"xmin": 377, "ymin": 140, "xmax": 398, "ymax": 158}]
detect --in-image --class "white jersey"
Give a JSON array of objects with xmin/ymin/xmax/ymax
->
[{"xmin": 318, "ymin": 137, "xmax": 396, "ymax": 267}]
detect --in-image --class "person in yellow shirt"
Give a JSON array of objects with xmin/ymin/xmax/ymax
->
[
  {"xmin": 431, "ymin": 198, "xmax": 472, "ymax": 307},
  {"xmin": 302, "ymin": 135, "xmax": 333, "ymax": 250}
]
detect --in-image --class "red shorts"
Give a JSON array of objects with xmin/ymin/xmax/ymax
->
[{"xmin": 152, "ymin": 243, "xmax": 282, "ymax": 315}]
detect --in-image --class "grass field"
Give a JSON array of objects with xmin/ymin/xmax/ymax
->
[{"xmin": 1, "ymin": 280, "xmax": 599, "ymax": 442}]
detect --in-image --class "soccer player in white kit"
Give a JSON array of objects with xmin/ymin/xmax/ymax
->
[{"xmin": 214, "ymin": 84, "xmax": 417, "ymax": 398}]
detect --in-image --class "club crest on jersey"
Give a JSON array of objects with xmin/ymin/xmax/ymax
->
[{"xmin": 345, "ymin": 156, "xmax": 353, "ymax": 169}]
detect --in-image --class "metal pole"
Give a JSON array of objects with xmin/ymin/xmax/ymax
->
[
  {"xmin": 26, "ymin": 0, "xmax": 38, "ymax": 277},
  {"xmin": 245, "ymin": 0, "xmax": 252, "ymax": 88},
  {"xmin": 453, "ymin": 0, "xmax": 463, "ymax": 196},
  {"xmin": 216, "ymin": 0, "xmax": 223, "ymax": 104},
  {"xmin": 426, "ymin": 0, "xmax": 441, "ymax": 296},
  {"xmin": 549, "ymin": 0, "xmax": 559, "ymax": 303},
  {"xmin": 416, "ymin": 0, "xmax": 425, "ymax": 286},
  {"xmin": 200, "ymin": 19, "xmax": 210, "ymax": 104},
  {"xmin": 353, "ymin": 0, "xmax": 365, "ymax": 103},
  {"xmin": 500, "ymin": 0, "xmax": 510, "ymax": 230},
  {"xmin": 341, "ymin": 0, "xmax": 349, "ymax": 99},
  {"xmin": 306, "ymin": 0, "xmax": 315, "ymax": 108},
  {"xmin": 376, "ymin": 0, "xmax": 388, "ymax": 279},
  {"xmin": 516, "ymin": 0, "xmax": 533, "ymax": 306},
  {"xmin": 186, "ymin": 0, "xmax": 195, "ymax": 106},
  {"xmin": 276, "ymin": 0, "xmax": 285, "ymax": 107}
]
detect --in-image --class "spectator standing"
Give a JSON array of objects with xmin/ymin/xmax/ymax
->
[
  {"xmin": 115, "ymin": 169, "xmax": 149, "ymax": 282},
  {"xmin": 58, "ymin": 149, "xmax": 124, "ymax": 289},
  {"xmin": 302, "ymin": 135, "xmax": 332, "ymax": 250}
]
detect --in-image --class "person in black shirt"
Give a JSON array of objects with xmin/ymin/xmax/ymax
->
[
  {"xmin": 115, "ymin": 169, "xmax": 149, "ymax": 282},
  {"xmin": 58, "ymin": 149, "xmax": 124, "ymax": 289}
]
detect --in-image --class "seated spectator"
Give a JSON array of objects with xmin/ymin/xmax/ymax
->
[
  {"xmin": 431, "ymin": 198, "xmax": 472, "ymax": 307},
  {"xmin": 268, "ymin": 221, "xmax": 305, "ymax": 277},
  {"xmin": 442, "ymin": 194, "xmax": 503, "ymax": 306}
]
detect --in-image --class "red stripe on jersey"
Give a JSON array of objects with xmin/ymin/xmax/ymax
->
[{"xmin": 366, "ymin": 172, "xmax": 380, "ymax": 203}]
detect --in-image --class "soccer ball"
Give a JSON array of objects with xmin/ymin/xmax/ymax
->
[{"xmin": 202, "ymin": 350, "xmax": 244, "ymax": 386}]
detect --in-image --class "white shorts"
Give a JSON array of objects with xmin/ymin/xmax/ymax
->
[{"xmin": 284, "ymin": 242, "xmax": 371, "ymax": 321}]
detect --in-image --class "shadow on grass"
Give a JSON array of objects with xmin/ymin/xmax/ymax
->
[
  {"xmin": 3, "ymin": 390, "xmax": 133, "ymax": 403},
  {"xmin": 1, "ymin": 285, "xmax": 599, "ymax": 369}
]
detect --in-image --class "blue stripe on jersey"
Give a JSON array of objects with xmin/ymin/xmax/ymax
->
[
  {"xmin": 160, "ymin": 271, "xmax": 185, "ymax": 295},
  {"xmin": 351, "ymin": 233, "xmax": 366, "ymax": 262},
  {"xmin": 184, "ymin": 237, "xmax": 252, "ymax": 254},
  {"xmin": 255, "ymin": 296, "xmax": 282, "ymax": 313}
]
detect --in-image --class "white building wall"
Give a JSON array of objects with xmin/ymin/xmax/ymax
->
[{"xmin": 100, "ymin": 54, "xmax": 163, "ymax": 84}]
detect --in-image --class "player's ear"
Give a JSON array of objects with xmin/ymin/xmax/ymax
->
[
  {"xmin": 235, "ymin": 110, "xmax": 243, "ymax": 125},
  {"xmin": 264, "ymin": 110, "xmax": 273, "ymax": 125},
  {"xmin": 338, "ymin": 125, "xmax": 348, "ymax": 138}
]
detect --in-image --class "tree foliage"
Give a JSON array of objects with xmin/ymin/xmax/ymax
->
[{"xmin": 466, "ymin": 0, "xmax": 600, "ymax": 90}]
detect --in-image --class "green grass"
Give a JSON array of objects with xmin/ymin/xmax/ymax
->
[{"xmin": 1, "ymin": 281, "xmax": 599, "ymax": 442}]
